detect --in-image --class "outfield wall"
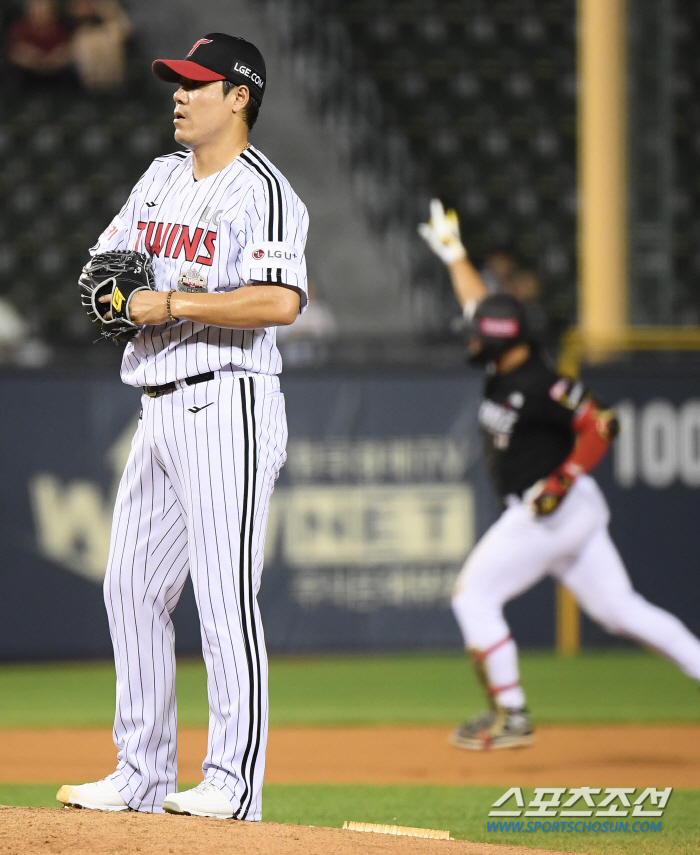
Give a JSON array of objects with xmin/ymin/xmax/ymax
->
[{"xmin": 0, "ymin": 364, "xmax": 697, "ymax": 659}]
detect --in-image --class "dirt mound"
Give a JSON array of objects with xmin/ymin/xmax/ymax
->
[
  {"xmin": 265, "ymin": 724, "xmax": 700, "ymax": 787},
  {"xmin": 0, "ymin": 807, "xmax": 572, "ymax": 855}
]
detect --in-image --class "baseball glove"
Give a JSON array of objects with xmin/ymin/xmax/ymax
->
[{"xmin": 79, "ymin": 250, "xmax": 155, "ymax": 342}]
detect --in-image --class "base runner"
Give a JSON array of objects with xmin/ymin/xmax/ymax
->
[
  {"xmin": 57, "ymin": 33, "xmax": 307, "ymax": 815},
  {"xmin": 419, "ymin": 200, "xmax": 700, "ymax": 749}
]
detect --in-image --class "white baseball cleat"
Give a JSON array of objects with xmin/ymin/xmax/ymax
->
[
  {"xmin": 56, "ymin": 778, "xmax": 129, "ymax": 811},
  {"xmin": 163, "ymin": 781, "xmax": 234, "ymax": 818}
]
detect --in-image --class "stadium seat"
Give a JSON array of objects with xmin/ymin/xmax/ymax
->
[
  {"xmin": 263, "ymin": 0, "xmax": 579, "ymax": 332},
  {"xmin": 0, "ymin": 53, "xmax": 175, "ymax": 343}
]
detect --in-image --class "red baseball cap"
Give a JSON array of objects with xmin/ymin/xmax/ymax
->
[{"xmin": 152, "ymin": 33, "xmax": 266, "ymax": 103}]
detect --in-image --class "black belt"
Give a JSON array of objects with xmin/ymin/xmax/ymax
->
[{"xmin": 142, "ymin": 371, "xmax": 215, "ymax": 398}]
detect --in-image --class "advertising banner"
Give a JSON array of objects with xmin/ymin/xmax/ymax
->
[
  {"xmin": 0, "ymin": 365, "xmax": 697, "ymax": 659},
  {"xmin": 579, "ymin": 367, "xmax": 700, "ymax": 645}
]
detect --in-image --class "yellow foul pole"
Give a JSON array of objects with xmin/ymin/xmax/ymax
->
[
  {"xmin": 577, "ymin": 0, "xmax": 629, "ymax": 358},
  {"xmin": 558, "ymin": 0, "xmax": 629, "ymax": 655}
]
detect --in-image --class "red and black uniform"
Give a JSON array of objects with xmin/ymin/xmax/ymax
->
[
  {"xmin": 480, "ymin": 351, "xmax": 616, "ymax": 514},
  {"xmin": 479, "ymin": 352, "xmax": 580, "ymax": 499}
]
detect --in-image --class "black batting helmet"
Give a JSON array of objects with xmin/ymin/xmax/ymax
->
[{"xmin": 466, "ymin": 294, "xmax": 529, "ymax": 365}]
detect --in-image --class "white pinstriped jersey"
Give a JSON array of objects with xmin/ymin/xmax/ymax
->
[{"xmin": 91, "ymin": 146, "xmax": 309, "ymax": 387}]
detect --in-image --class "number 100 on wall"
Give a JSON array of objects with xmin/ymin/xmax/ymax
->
[{"xmin": 614, "ymin": 399, "xmax": 700, "ymax": 488}]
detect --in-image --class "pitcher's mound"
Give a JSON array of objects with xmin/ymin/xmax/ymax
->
[{"xmin": 0, "ymin": 806, "xmax": 573, "ymax": 855}]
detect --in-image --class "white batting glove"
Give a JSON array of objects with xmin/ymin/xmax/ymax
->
[
  {"xmin": 417, "ymin": 199, "xmax": 467, "ymax": 266},
  {"xmin": 462, "ymin": 298, "xmax": 478, "ymax": 321}
]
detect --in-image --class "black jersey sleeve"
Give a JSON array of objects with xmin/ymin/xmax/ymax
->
[{"xmin": 533, "ymin": 375, "xmax": 590, "ymax": 429}]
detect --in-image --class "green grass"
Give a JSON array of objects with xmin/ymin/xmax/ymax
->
[
  {"xmin": 0, "ymin": 650, "xmax": 697, "ymax": 728},
  {"xmin": 261, "ymin": 784, "xmax": 700, "ymax": 855},
  {"xmin": 2, "ymin": 784, "xmax": 697, "ymax": 855},
  {"xmin": 0, "ymin": 784, "xmax": 59, "ymax": 808},
  {"xmin": 266, "ymin": 650, "xmax": 700, "ymax": 725},
  {"xmin": 2, "ymin": 652, "xmax": 697, "ymax": 853}
]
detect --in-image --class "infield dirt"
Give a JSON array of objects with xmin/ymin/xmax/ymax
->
[
  {"xmin": 0, "ymin": 724, "xmax": 698, "ymax": 787},
  {"xmin": 0, "ymin": 806, "xmax": 576, "ymax": 855}
]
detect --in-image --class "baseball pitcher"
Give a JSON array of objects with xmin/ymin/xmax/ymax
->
[{"xmin": 57, "ymin": 33, "xmax": 307, "ymax": 817}]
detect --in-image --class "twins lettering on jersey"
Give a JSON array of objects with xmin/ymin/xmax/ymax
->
[
  {"xmin": 134, "ymin": 221, "xmax": 218, "ymax": 266},
  {"xmin": 123, "ymin": 222, "xmax": 299, "ymax": 274}
]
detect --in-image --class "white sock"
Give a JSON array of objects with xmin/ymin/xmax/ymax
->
[{"xmin": 484, "ymin": 637, "xmax": 526, "ymax": 709}]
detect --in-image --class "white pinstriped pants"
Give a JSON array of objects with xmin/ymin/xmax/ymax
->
[{"xmin": 104, "ymin": 373, "xmax": 287, "ymax": 818}]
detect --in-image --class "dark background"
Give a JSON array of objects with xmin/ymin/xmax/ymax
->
[{"xmin": 1, "ymin": 363, "xmax": 697, "ymax": 660}]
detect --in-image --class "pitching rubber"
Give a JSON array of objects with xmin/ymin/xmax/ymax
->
[{"xmin": 343, "ymin": 820, "xmax": 450, "ymax": 840}]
